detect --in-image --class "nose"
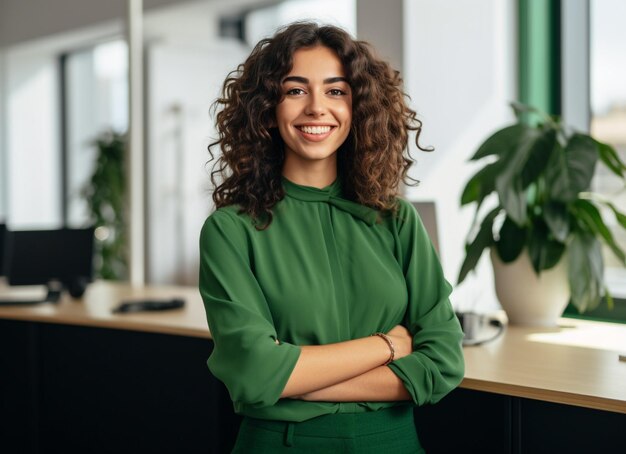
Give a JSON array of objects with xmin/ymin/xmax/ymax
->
[{"xmin": 304, "ymin": 92, "xmax": 326, "ymax": 116}]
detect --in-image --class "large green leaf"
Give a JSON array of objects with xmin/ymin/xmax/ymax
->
[
  {"xmin": 544, "ymin": 141, "xmax": 565, "ymax": 198},
  {"xmin": 527, "ymin": 220, "xmax": 566, "ymax": 273},
  {"xmin": 566, "ymin": 134, "xmax": 600, "ymax": 190},
  {"xmin": 460, "ymin": 161, "xmax": 501, "ymax": 206},
  {"xmin": 470, "ymin": 124, "xmax": 528, "ymax": 161},
  {"xmin": 495, "ymin": 216, "xmax": 526, "ymax": 262},
  {"xmin": 457, "ymin": 207, "xmax": 500, "ymax": 284},
  {"xmin": 547, "ymin": 134, "xmax": 599, "ymax": 202},
  {"xmin": 496, "ymin": 176, "xmax": 527, "ymax": 225},
  {"xmin": 494, "ymin": 127, "xmax": 550, "ymax": 224},
  {"xmin": 572, "ymin": 199, "xmax": 626, "ymax": 265},
  {"xmin": 520, "ymin": 129, "xmax": 557, "ymax": 187},
  {"xmin": 543, "ymin": 201, "xmax": 569, "ymax": 242},
  {"xmin": 568, "ymin": 233, "xmax": 603, "ymax": 313},
  {"xmin": 595, "ymin": 139, "xmax": 626, "ymax": 177}
]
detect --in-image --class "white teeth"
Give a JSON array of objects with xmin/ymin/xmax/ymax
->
[{"xmin": 299, "ymin": 125, "xmax": 332, "ymax": 135}]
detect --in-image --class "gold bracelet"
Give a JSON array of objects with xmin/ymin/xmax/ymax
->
[{"xmin": 371, "ymin": 332, "xmax": 395, "ymax": 365}]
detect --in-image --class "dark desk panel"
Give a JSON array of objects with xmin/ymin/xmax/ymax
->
[
  {"xmin": 0, "ymin": 320, "xmax": 240, "ymax": 454},
  {"xmin": 2, "ymin": 319, "xmax": 624, "ymax": 453}
]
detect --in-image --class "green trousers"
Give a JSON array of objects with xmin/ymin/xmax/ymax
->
[{"xmin": 231, "ymin": 406, "xmax": 425, "ymax": 453}]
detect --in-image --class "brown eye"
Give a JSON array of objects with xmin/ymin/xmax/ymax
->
[
  {"xmin": 328, "ymin": 89, "xmax": 347, "ymax": 96},
  {"xmin": 286, "ymin": 88, "xmax": 305, "ymax": 95}
]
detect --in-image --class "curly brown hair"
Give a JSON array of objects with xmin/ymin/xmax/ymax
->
[{"xmin": 208, "ymin": 21, "xmax": 430, "ymax": 229}]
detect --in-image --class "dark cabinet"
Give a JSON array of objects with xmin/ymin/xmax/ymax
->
[
  {"xmin": 1, "ymin": 319, "xmax": 624, "ymax": 453},
  {"xmin": 0, "ymin": 320, "xmax": 240, "ymax": 454},
  {"xmin": 415, "ymin": 388, "xmax": 625, "ymax": 453}
]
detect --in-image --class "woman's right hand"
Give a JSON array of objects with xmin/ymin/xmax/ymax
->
[{"xmin": 386, "ymin": 324, "xmax": 413, "ymax": 360}]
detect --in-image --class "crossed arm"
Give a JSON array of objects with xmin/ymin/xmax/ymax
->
[{"xmin": 279, "ymin": 324, "xmax": 413, "ymax": 402}]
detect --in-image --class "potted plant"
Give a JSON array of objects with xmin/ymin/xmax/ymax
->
[
  {"xmin": 457, "ymin": 103, "xmax": 626, "ymax": 326},
  {"xmin": 81, "ymin": 130, "xmax": 128, "ymax": 280}
]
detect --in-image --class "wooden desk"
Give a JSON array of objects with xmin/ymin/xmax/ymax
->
[
  {"xmin": 1, "ymin": 281, "xmax": 625, "ymax": 453},
  {"xmin": 2, "ymin": 281, "xmax": 625, "ymax": 413},
  {"xmin": 419, "ymin": 317, "xmax": 626, "ymax": 453},
  {"xmin": 463, "ymin": 317, "xmax": 626, "ymax": 414},
  {"xmin": 0, "ymin": 280, "xmax": 209, "ymax": 338}
]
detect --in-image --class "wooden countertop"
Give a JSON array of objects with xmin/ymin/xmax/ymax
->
[
  {"xmin": 462, "ymin": 316, "xmax": 626, "ymax": 414},
  {"xmin": 1, "ymin": 281, "xmax": 625, "ymax": 414},
  {"xmin": 0, "ymin": 280, "xmax": 210, "ymax": 339}
]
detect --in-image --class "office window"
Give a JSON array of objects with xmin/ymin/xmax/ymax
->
[
  {"xmin": 64, "ymin": 39, "xmax": 128, "ymax": 227},
  {"xmin": 590, "ymin": 0, "xmax": 626, "ymax": 297}
]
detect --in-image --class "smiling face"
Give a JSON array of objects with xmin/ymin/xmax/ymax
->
[{"xmin": 276, "ymin": 45, "xmax": 352, "ymax": 184}]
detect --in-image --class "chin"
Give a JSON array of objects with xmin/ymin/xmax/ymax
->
[{"xmin": 295, "ymin": 150, "xmax": 338, "ymax": 162}]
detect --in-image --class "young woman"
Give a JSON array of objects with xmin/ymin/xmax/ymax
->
[{"xmin": 199, "ymin": 22, "xmax": 464, "ymax": 453}]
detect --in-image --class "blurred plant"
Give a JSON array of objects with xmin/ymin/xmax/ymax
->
[
  {"xmin": 82, "ymin": 130, "xmax": 127, "ymax": 280},
  {"xmin": 458, "ymin": 102, "xmax": 626, "ymax": 313}
]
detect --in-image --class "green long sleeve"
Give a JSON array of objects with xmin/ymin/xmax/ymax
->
[
  {"xmin": 199, "ymin": 211, "xmax": 301, "ymax": 408},
  {"xmin": 386, "ymin": 199, "xmax": 465, "ymax": 405},
  {"xmin": 199, "ymin": 176, "xmax": 464, "ymax": 422}
]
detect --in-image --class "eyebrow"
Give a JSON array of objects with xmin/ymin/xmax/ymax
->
[{"xmin": 282, "ymin": 76, "xmax": 349, "ymax": 85}]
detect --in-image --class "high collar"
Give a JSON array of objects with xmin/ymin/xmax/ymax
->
[
  {"xmin": 281, "ymin": 176, "xmax": 343, "ymax": 201},
  {"xmin": 281, "ymin": 176, "xmax": 379, "ymax": 226}
]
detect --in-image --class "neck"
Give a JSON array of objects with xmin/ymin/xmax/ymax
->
[{"xmin": 282, "ymin": 156, "xmax": 337, "ymax": 189}]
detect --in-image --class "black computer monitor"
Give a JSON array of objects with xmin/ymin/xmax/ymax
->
[{"xmin": 3, "ymin": 227, "xmax": 95, "ymax": 293}]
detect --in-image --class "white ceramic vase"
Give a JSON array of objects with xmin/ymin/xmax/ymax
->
[{"xmin": 490, "ymin": 248, "xmax": 569, "ymax": 327}]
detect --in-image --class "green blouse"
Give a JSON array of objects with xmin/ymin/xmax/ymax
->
[{"xmin": 199, "ymin": 176, "xmax": 464, "ymax": 422}]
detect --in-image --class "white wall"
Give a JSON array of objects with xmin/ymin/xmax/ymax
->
[
  {"xmin": 146, "ymin": 41, "xmax": 249, "ymax": 284},
  {"xmin": 403, "ymin": 0, "xmax": 517, "ymax": 313}
]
